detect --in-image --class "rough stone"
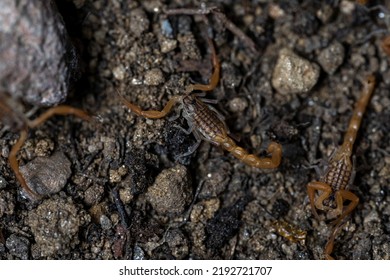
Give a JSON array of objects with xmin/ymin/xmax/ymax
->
[
  {"xmin": 19, "ymin": 152, "xmax": 72, "ymax": 197},
  {"xmin": 0, "ymin": 0, "xmax": 79, "ymax": 106},
  {"xmin": 272, "ymin": 48, "xmax": 320, "ymax": 94},
  {"xmin": 144, "ymin": 68, "xmax": 165, "ymax": 86},
  {"xmin": 27, "ymin": 197, "xmax": 88, "ymax": 257},
  {"xmin": 146, "ymin": 164, "xmax": 192, "ymax": 215},
  {"xmin": 318, "ymin": 41, "xmax": 345, "ymax": 74},
  {"xmin": 5, "ymin": 234, "xmax": 30, "ymax": 259}
]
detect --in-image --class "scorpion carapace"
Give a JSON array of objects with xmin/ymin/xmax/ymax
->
[
  {"xmin": 306, "ymin": 75, "xmax": 376, "ymax": 259},
  {"xmin": 118, "ymin": 36, "xmax": 282, "ymax": 169}
]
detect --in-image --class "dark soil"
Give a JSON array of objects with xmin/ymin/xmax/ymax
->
[{"xmin": 0, "ymin": 0, "xmax": 389, "ymax": 260}]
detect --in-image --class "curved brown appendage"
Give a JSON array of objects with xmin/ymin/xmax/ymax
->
[
  {"xmin": 307, "ymin": 181, "xmax": 359, "ymax": 259},
  {"xmin": 324, "ymin": 231, "xmax": 336, "ymax": 260},
  {"xmin": 27, "ymin": 105, "xmax": 91, "ymax": 128},
  {"xmin": 8, "ymin": 129, "xmax": 41, "ymax": 200},
  {"xmin": 329, "ymin": 190, "xmax": 359, "ymax": 226},
  {"xmin": 118, "ymin": 94, "xmax": 181, "ymax": 119},
  {"xmin": 185, "ymin": 37, "xmax": 220, "ymax": 93},
  {"xmin": 117, "ymin": 39, "xmax": 218, "ymax": 117},
  {"xmin": 341, "ymin": 75, "xmax": 376, "ymax": 153},
  {"xmin": 8, "ymin": 105, "xmax": 91, "ymax": 199},
  {"xmin": 306, "ymin": 181, "xmax": 359, "ymax": 225},
  {"xmin": 220, "ymin": 136, "xmax": 282, "ymax": 169},
  {"xmin": 324, "ymin": 221, "xmax": 345, "ymax": 260},
  {"xmin": 242, "ymin": 141, "xmax": 282, "ymax": 169},
  {"xmin": 307, "ymin": 181, "xmax": 332, "ymax": 220}
]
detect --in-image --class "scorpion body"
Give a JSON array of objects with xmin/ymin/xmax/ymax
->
[
  {"xmin": 306, "ymin": 75, "xmax": 376, "ymax": 258},
  {"xmin": 181, "ymin": 94, "xmax": 282, "ymax": 169}
]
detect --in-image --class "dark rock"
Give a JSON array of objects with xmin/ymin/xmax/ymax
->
[{"xmin": 0, "ymin": 0, "xmax": 79, "ymax": 106}]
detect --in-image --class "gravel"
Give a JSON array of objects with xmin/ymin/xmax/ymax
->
[{"xmin": 0, "ymin": 0, "xmax": 388, "ymax": 260}]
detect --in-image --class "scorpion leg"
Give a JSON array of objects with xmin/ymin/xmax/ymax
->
[
  {"xmin": 330, "ymin": 190, "xmax": 359, "ymax": 226},
  {"xmin": 173, "ymin": 123, "xmax": 193, "ymax": 135},
  {"xmin": 27, "ymin": 105, "xmax": 91, "ymax": 128},
  {"xmin": 9, "ymin": 105, "xmax": 91, "ymax": 199},
  {"xmin": 176, "ymin": 140, "xmax": 202, "ymax": 159},
  {"xmin": 119, "ymin": 38, "xmax": 218, "ymax": 118},
  {"xmin": 175, "ymin": 130, "xmax": 203, "ymax": 159},
  {"xmin": 185, "ymin": 37, "xmax": 220, "ymax": 93},
  {"xmin": 307, "ymin": 181, "xmax": 332, "ymax": 220},
  {"xmin": 324, "ymin": 225, "xmax": 339, "ymax": 260},
  {"xmin": 8, "ymin": 129, "xmax": 40, "ymax": 200},
  {"xmin": 119, "ymin": 93, "xmax": 181, "ymax": 119}
]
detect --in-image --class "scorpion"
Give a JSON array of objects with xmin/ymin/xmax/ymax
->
[
  {"xmin": 118, "ymin": 36, "xmax": 282, "ymax": 169},
  {"xmin": 306, "ymin": 75, "xmax": 376, "ymax": 259},
  {"xmin": 0, "ymin": 93, "xmax": 91, "ymax": 200}
]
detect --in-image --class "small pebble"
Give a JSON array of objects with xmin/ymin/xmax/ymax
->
[
  {"xmin": 165, "ymin": 229, "xmax": 189, "ymax": 259},
  {"xmin": 112, "ymin": 65, "xmax": 126, "ymax": 81},
  {"xmin": 316, "ymin": 4, "xmax": 335, "ymax": 23},
  {"xmin": 228, "ymin": 97, "xmax": 248, "ymax": 113},
  {"xmin": 161, "ymin": 19, "xmax": 173, "ymax": 38},
  {"xmin": 84, "ymin": 184, "xmax": 105, "ymax": 206},
  {"xmin": 190, "ymin": 198, "xmax": 220, "ymax": 223},
  {"xmin": 160, "ymin": 38, "xmax": 177, "ymax": 53},
  {"xmin": 119, "ymin": 187, "xmax": 133, "ymax": 204},
  {"xmin": 27, "ymin": 197, "xmax": 86, "ymax": 257},
  {"xmin": 34, "ymin": 138, "xmax": 54, "ymax": 157},
  {"xmin": 268, "ymin": 3, "xmax": 285, "ymax": 19},
  {"xmin": 99, "ymin": 214, "xmax": 112, "ymax": 230},
  {"xmin": 109, "ymin": 169, "xmax": 122, "ymax": 183},
  {"xmin": 272, "ymin": 48, "xmax": 320, "ymax": 94},
  {"xmin": 340, "ymin": 0, "xmax": 355, "ymax": 15},
  {"xmin": 109, "ymin": 165, "xmax": 127, "ymax": 184},
  {"xmin": 144, "ymin": 68, "xmax": 164, "ymax": 86},
  {"xmin": 146, "ymin": 164, "xmax": 192, "ymax": 215},
  {"xmin": 129, "ymin": 8, "xmax": 150, "ymax": 37},
  {"xmin": 5, "ymin": 234, "xmax": 30, "ymax": 259},
  {"xmin": 317, "ymin": 41, "xmax": 345, "ymax": 74},
  {"xmin": 0, "ymin": 176, "xmax": 7, "ymax": 189},
  {"xmin": 364, "ymin": 210, "xmax": 380, "ymax": 224},
  {"xmin": 19, "ymin": 152, "xmax": 72, "ymax": 197},
  {"xmin": 222, "ymin": 62, "xmax": 241, "ymax": 88},
  {"xmin": 133, "ymin": 245, "xmax": 145, "ymax": 260}
]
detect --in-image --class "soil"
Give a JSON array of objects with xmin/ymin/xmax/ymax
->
[{"xmin": 0, "ymin": 0, "xmax": 389, "ymax": 260}]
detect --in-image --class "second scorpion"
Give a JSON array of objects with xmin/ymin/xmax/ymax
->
[{"xmin": 306, "ymin": 75, "xmax": 376, "ymax": 259}]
